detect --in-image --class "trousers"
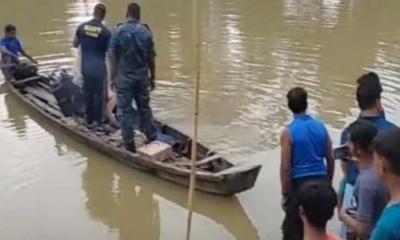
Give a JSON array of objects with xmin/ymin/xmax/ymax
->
[
  {"xmin": 82, "ymin": 63, "xmax": 106, "ymax": 124},
  {"xmin": 282, "ymin": 176, "xmax": 328, "ymax": 240},
  {"xmin": 117, "ymin": 71, "xmax": 156, "ymax": 147}
]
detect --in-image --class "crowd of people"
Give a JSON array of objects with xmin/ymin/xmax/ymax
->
[{"xmin": 281, "ymin": 72, "xmax": 400, "ymax": 240}]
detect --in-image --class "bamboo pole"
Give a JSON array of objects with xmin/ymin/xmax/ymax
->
[{"xmin": 185, "ymin": 0, "xmax": 201, "ymax": 239}]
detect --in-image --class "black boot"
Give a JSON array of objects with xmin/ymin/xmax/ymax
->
[{"xmin": 125, "ymin": 142, "xmax": 137, "ymax": 153}]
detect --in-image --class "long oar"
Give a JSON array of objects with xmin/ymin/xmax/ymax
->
[{"xmin": 185, "ymin": 0, "xmax": 201, "ymax": 239}]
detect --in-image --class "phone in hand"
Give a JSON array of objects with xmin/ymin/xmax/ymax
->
[{"xmin": 333, "ymin": 145, "xmax": 350, "ymax": 160}]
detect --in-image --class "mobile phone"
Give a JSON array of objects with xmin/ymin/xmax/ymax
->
[{"xmin": 333, "ymin": 145, "xmax": 349, "ymax": 160}]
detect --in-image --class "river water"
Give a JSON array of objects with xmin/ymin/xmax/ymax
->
[{"xmin": 1, "ymin": 0, "xmax": 400, "ymax": 239}]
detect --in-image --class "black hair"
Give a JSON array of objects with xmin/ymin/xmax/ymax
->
[
  {"xmin": 94, "ymin": 3, "xmax": 106, "ymax": 18},
  {"xmin": 373, "ymin": 128, "xmax": 400, "ymax": 176},
  {"xmin": 127, "ymin": 2, "xmax": 141, "ymax": 20},
  {"xmin": 287, "ymin": 87, "xmax": 308, "ymax": 114},
  {"xmin": 5, "ymin": 24, "xmax": 16, "ymax": 33},
  {"xmin": 297, "ymin": 181, "xmax": 337, "ymax": 230},
  {"xmin": 348, "ymin": 120, "xmax": 378, "ymax": 154},
  {"xmin": 356, "ymin": 72, "xmax": 382, "ymax": 110}
]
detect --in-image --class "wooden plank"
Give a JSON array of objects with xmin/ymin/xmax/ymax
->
[
  {"xmin": 24, "ymin": 86, "xmax": 60, "ymax": 111},
  {"xmin": 38, "ymin": 82, "xmax": 51, "ymax": 91},
  {"xmin": 24, "ymin": 86, "xmax": 58, "ymax": 105},
  {"xmin": 175, "ymin": 154, "xmax": 221, "ymax": 167},
  {"xmin": 195, "ymin": 154, "xmax": 221, "ymax": 166},
  {"xmin": 215, "ymin": 163, "xmax": 261, "ymax": 176},
  {"xmin": 25, "ymin": 93, "xmax": 63, "ymax": 119},
  {"xmin": 13, "ymin": 76, "xmax": 42, "ymax": 86}
]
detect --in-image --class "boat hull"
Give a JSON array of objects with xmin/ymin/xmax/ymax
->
[{"xmin": 6, "ymin": 80, "xmax": 261, "ymax": 195}]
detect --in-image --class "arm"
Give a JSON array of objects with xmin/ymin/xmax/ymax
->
[
  {"xmin": 340, "ymin": 187, "xmax": 374, "ymax": 238},
  {"xmin": 339, "ymin": 208, "xmax": 372, "ymax": 238},
  {"xmin": 108, "ymin": 32, "xmax": 120, "ymax": 88},
  {"xmin": 73, "ymin": 25, "xmax": 81, "ymax": 48},
  {"xmin": 326, "ymin": 136, "xmax": 335, "ymax": 182},
  {"xmin": 0, "ymin": 46, "xmax": 18, "ymax": 59},
  {"xmin": 20, "ymin": 49, "xmax": 37, "ymax": 64},
  {"xmin": 149, "ymin": 55, "xmax": 156, "ymax": 91},
  {"xmin": 340, "ymin": 129, "xmax": 350, "ymax": 175},
  {"xmin": 280, "ymin": 129, "xmax": 292, "ymax": 196},
  {"xmin": 109, "ymin": 52, "xmax": 118, "ymax": 88},
  {"xmin": 144, "ymin": 25, "xmax": 156, "ymax": 91}
]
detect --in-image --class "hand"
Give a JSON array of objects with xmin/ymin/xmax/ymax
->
[
  {"xmin": 339, "ymin": 206, "xmax": 347, "ymax": 221},
  {"xmin": 110, "ymin": 82, "xmax": 117, "ymax": 91},
  {"xmin": 150, "ymin": 81, "xmax": 156, "ymax": 92},
  {"xmin": 32, "ymin": 59, "xmax": 38, "ymax": 65}
]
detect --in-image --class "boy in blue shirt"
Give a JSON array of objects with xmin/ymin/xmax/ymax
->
[
  {"xmin": 371, "ymin": 128, "xmax": 400, "ymax": 240},
  {"xmin": 0, "ymin": 24, "xmax": 37, "ymax": 80}
]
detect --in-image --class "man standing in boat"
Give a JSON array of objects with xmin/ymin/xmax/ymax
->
[
  {"xmin": 73, "ymin": 3, "xmax": 111, "ymax": 129},
  {"xmin": 280, "ymin": 87, "xmax": 335, "ymax": 240},
  {"xmin": 109, "ymin": 2, "xmax": 157, "ymax": 152}
]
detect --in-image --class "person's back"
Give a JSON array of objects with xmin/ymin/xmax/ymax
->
[
  {"xmin": 280, "ymin": 87, "xmax": 334, "ymax": 240},
  {"xmin": 76, "ymin": 18, "xmax": 111, "ymax": 70},
  {"xmin": 112, "ymin": 21, "xmax": 153, "ymax": 75},
  {"xmin": 289, "ymin": 114, "xmax": 328, "ymax": 180}
]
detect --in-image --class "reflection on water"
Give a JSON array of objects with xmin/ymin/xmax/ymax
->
[
  {"xmin": 1, "ymin": 0, "xmax": 400, "ymax": 239},
  {"xmin": 83, "ymin": 157, "xmax": 161, "ymax": 240},
  {"xmin": 3, "ymin": 94, "xmax": 28, "ymax": 139}
]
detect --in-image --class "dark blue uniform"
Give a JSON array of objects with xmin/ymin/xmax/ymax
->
[
  {"xmin": 110, "ymin": 19, "xmax": 156, "ymax": 148},
  {"xmin": 75, "ymin": 18, "xmax": 111, "ymax": 125}
]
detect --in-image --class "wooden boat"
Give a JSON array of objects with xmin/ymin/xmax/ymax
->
[{"xmin": 5, "ymin": 74, "xmax": 261, "ymax": 195}]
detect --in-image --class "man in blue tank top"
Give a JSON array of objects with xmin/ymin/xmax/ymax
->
[{"xmin": 280, "ymin": 87, "xmax": 335, "ymax": 240}]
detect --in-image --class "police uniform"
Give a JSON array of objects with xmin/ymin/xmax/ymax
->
[
  {"xmin": 75, "ymin": 18, "xmax": 111, "ymax": 125},
  {"xmin": 110, "ymin": 19, "xmax": 156, "ymax": 149}
]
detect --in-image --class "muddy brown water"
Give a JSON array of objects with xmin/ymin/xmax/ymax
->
[{"xmin": 1, "ymin": 0, "xmax": 400, "ymax": 239}]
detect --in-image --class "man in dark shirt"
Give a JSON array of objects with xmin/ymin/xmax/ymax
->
[
  {"xmin": 340, "ymin": 72, "xmax": 397, "ymax": 193},
  {"xmin": 73, "ymin": 3, "xmax": 111, "ymax": 128},
  {"xmin": 109, "ymin": 2, "xmax": 157, "ymax": 152}
]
